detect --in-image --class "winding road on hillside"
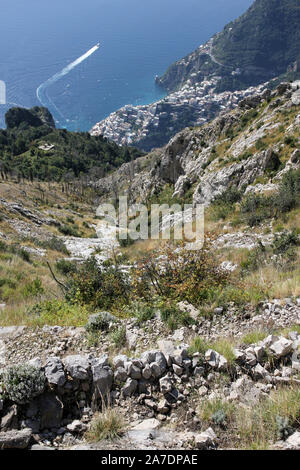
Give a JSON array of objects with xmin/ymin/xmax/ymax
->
[{"xmin": 206, "ymin": 39, "xmax": 234, "ymax": 70}]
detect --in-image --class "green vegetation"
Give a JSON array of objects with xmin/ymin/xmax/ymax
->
[
  {"xmin": 85, "ymin": 312, "xmax": 112, "ymax": 333},
  {"xmin": 131, "ymin": 242, "xmax": 229, "ymax": 307},
  {"xmin": 130, "ymin": 301, "xmax": 157, "ymax": 325},
  {"xmin": 188, "ymin": 337, "xmax": 210, "ymax": 355},
  {"xmin": 241, "ymin": 330, "xmax": 268, "ymax": 345},
  {"xmin": 189, "ymin": 337, "xmax": 235, "ymax": 366},
  {"xmin": 0, "ymin": 240, "xmax": 32, "ymax": 264},
  {"xmin": 197, "ymin": 398, "xmax": 236, "ymax": 427},
  {"xmin": 109, "ymin": 326, "xmax": 127, "ymax": 348},
  {"xmin": 0, "ymin": 107, "xmax": 142, "ymax": 181},
  {"xmin": 159, "ymin": 0, "xmax": 300, "ymax": 94},
  {"xmin": 58, "ymin": 223, "xmax": 82, "ymax": 237},
  {"xmin": 242, "ymin": 166, "xmax": 300, "ymax": 224},
  {"xmin": 235, "ymin": 387, "xmax": 300, "ymax": 448},
  {"xmin": 55, "ymin": 259, "xmax": 77, "ymax": 276},
  {"xmin": 2, "ymin": 364, "xmax": 46, "ymax": 404},
  {"xmin": 23, "ymin": 278, "xmax": 44, "ymax": 299},
  {"xmin": 32, "ymin": 236, "xmax": 70, "ymax": 255},
  {"xmin": 28, "ymin": 300, "xmax": 90, "ymax": 327},
  {"xmin": 158, "ymin": 302, "xmax": 194, "ymax": 331},
  {"xmin": 65, "ymin": 256, "xmax": 130, "ymax": 310},
  {"xmin": 210, "ymin": 167, "xmax": 300, "ymax": 228},
  {"xmin": 210, "ymin": 186, "xmax": 242, "ymax": 221},
  {"xmin": 213, "ymin": 0, "xmax": 300, "ymax": 92}
]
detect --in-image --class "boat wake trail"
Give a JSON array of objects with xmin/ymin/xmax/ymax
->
[{"xmin": 36, "ymin": 43, "xmax": 100, "ymax": 124}]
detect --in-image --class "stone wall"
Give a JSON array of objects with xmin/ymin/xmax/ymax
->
[{"xmin": 1, "ymin": 330, "xmax": 300, "ymax": 449}]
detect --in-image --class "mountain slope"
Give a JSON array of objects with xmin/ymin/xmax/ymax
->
[
  {"xmin": 158, "ymin": 0, "xmax": 300, "ymax": 93},
  {"xmin": 94, "ymin": 81, "xmax": 300, "ymax": 209},
  {"xmin": 0, "ymin": 107, "xmax": 142, "ymax": 181},
  {"xmin": 213, "ymin": 0, "xmax": 299, "ymax": 72}
]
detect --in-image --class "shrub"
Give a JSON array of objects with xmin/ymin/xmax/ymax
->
[
  {"xmin": 241, "ymin": 242, "xmax": 266, "ymax": 273},
  {"xmin": 23, "ymin": 278, "xmax": 44, "ymax": 298},
  {"xmin": 227, "ymin": 168, "xmax": 300, "ymax": 226},
  {"xmin": 274, "ymin": 168, "xmax": 300, "ymax": 214},
  {"xmin": 0, "ymin": 241, "xmax": 8, "ymax": 252},
  {"xmin": 86, "ymin": 331, "xmax": 101, "ymax": 347},
  {"xmin": 40, "ymin": 237, "xmax": 69, "ymax": 254},
  {"xmin": 159, "ymin": 302, "xmax": 194, "ymax": 331},
  {"xmin": 85, "ymin": 312, "xmax": 114, "ymax": 333},
  {"xmin": 17, "ymin": 248, "xmax": 31, "ymax": 263},
  {"xmin": 211, "ymin": 187, "xmax": 242, "ymax": 221},
  {"xmin": 276, "ymin": 416, "xmax": 294, "ymax": 440},
  {"xmin": 272, "ymin": 230, "xmax": 299, "ymax": 255},
  {"xmin": 0, "ymin": 242, "xmax": 32, "ymax": 262},
  {"xmin": 236, "ymin": 387, "xmax": 300, "ymax": 448},
  {"xmin": 118, "ymin": 235, "xmax": 135, "ymax": 248},
  {"xmin": 198, "ymin": 398, "xmax": 236, "ymax": 426},
  {"xmin": 109, "ymin": 326, "xmax": 126, "ymax": 347},
  {"xmin": 255, "ymin": 138, "xmax": 267, "ymax": 151},
  {"xmin": 132, "ymin": 242, "xmax": 228, "ymax": 307},
  {"xmin": 58, "ymin": 224, "xmax": 81, "ymax": 237},
  {"xmin": 130, "ymin": 301, "xmax": 157, "ymax": 325},
  {"xmin": 284, "ymin": 136, "xmax": 296, "ymax": 147},
  {"xmin": 55, "ymin": 259, "xmax": 77, "ymax": 275},
  {"xmin": 212, "ymin": 409, "xmax": 227, "ymax": 427},
  {"xmin": 0, "ymin": 278, "xmax": 16, "ymax": 289},
  {"xmin": 211, "ymin": 203, "xmax": 232, "ymax": 221},
  {"xmin": 3, "ymin": 364, "xmax": 46, "ymax": 404},
  {"xmin": 240, "ymin": 193, "xmax": 272, "ymax": 226},
  {"xmin": 67, "ymin": 256, "xmax": 130, "ymax": 309}
]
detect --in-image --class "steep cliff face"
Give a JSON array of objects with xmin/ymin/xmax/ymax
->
[
  {"xmin": 158, "ymin": 0, "xmax": 300, "ymax": 94},
  {"xmin": 94, "ymin": 81, "xmax": 300, "ymax": 206}
]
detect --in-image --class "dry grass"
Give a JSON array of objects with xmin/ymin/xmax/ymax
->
[
  {"xmin": 235, "ymin": 386, "xmax": 300, "ymax": 449},
  {"xmin": 197, "ymin": 398, "xmax": 236, "ymax": 425},
  {"xmin": 121, "ymin": 237, "xmax": 164, "ymax": 261},
  {"xmin": 85, "ymin": 406, "xmax": 127, "ymax": 442},
  {"xmin": 197, "ymin": 386, "xmax": 300, "ymax": 449},
  {"xmin": 244, "ymin": 264, "xmax": 300, "ymax": 300},
  {"xmin": 0, "ymin": 179, "xmax": 105, "ymax": 326}
]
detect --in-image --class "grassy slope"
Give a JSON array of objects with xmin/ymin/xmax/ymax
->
[{"xmin": 0, "ymin": 180, "xmax": 99, "ymax": 326}]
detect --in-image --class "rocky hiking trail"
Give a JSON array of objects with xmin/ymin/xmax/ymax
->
[{"xmin": 63, "ymin": 221, "xmax": 118, "ymax": 263}]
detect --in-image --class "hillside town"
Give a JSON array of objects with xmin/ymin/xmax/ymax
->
[{"xmin": 90, "ymin": 75, "xmax": 267, "ymax": 149}]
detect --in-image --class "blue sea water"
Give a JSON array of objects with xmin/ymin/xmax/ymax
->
[{"xmin": 0, "ymin": 0, "xmax": 253, "ymax": 131}]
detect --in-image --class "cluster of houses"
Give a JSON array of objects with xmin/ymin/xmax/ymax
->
[{"xmin": 90, "ymin": 75, "xmax": 266, "ymax": 148}]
